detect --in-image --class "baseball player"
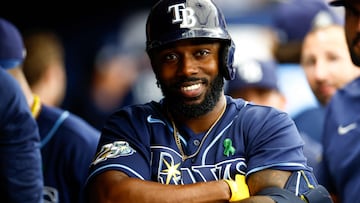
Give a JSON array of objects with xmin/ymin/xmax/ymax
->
[
  {"xmin": 86, "ymin": 0, "xmax": 332, "ymax": 202},
  {"xmin": 0, "ymin": 18, "xmax": 100, "ymax": 203},
  {"xmin": 318, "ymin": 1, "xmax": 360, "ymax": 203},
  {"xmin": 0, "ymin": 68, "xmax": 43, "ymax": 203}
]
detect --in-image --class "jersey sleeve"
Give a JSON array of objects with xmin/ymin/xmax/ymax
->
[
  {"xmin": 87, "ymin": 104, "xmax": 156, "ymax": 183},
  {"xmin": 0, "ymin": 69, "xmax": 43, "ymax": 203},
  {"xmin": 239, "ymin": 105, "xmax": 309, "ymax": 175}
]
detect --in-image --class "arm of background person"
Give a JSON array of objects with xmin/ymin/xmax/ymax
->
[{"xmin": 0, "ymin": 69, "xmax": 43, "ymax": 203}]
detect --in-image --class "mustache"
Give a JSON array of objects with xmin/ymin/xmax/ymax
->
[{"xmin": 173, "ymin": 77, "xmax": 208, "ymax": 87}]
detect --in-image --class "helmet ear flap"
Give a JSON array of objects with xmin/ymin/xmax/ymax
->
[{"xmin": 221, "ymin": 40, "xmax": 236, "ymax": 80}]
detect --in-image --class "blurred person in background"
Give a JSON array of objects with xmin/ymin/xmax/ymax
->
[
  {"xmin": 298, "ymin": 9, "xmax": 360, "ymax": 185},
  {"xmin": 76, "ymin": 10, "xmax": 163, "ymax": 130},
  {"xmin": 224, "ymin": 22, "xmax": 285, "ymax": 110},
  {"xmin": 225, "ymin": 59, "xmax": 286, "ymax": 111},
  {"xmin": 84, "ymin": 44, "xmax": 139, "ymax": 129},
  {"xmin": 0, "ymin": 69, "xmax": 44, "ymax": 203},
  {"xmin": 271, "ymin": 0, "xmax": 342, "ymax": 119},
  {"xmin": 317, "ymin": 1, "xmax": 360, "ymax": 202},
  {"xmin": 22, "ymin": 30, "xmax": 67, "ymax": 107},
  {"xmin": 0, "ymin": 18, "xmax": 43, "ymax": 202},
  {"xmin": 121, "ymin": 10, "xmax": 163, "ymax": 105},
  {"xmin": 301, "ymin": 23, "xmax": 358, "ymax": 106},
  {"xmin": 0, "ymin": 17, "xmax": 100, "ymax": 203}
]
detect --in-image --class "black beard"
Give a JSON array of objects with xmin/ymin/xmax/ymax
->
[
  {"xmin": 350, "ymin": 48, "xmax": 360, "ymax": 67},
  {"xmin": 350, "ymin": 34, "xmax": 360, "ymax": 67},
  {"xmin": 160, "ymin": 75, "xmax": 224, "ymax": 119}
]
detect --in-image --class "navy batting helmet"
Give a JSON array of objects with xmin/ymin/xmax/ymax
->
[
  {"xmin": 146, "ymin": 0, "xmax": 236, "ymax": 80},
  {"xmin": 0, "ymin": 18, "xmax": 26, "ymax": 69}
]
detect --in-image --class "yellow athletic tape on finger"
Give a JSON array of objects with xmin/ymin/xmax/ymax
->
[{"xmin": 224, "ymin": 174, "xmax": 250, "ymax": 202}]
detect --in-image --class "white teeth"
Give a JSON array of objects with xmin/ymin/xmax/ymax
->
[{"xmin": 182, "ymin": 84, "xmax": 201, "ymax": 91}]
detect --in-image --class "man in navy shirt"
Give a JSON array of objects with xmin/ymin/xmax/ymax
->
[
  {"xmin": 0, "ymin": 68, "xmax": 43, "ymax": 202},
  {"xmin": 320, "ymin": 1, "xmax": 360, "ymax": 203}
]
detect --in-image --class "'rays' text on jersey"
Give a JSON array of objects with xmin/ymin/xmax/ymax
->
[{"xmin": 151, "ymin": 145, "xmax": 247, "ymax": 184}]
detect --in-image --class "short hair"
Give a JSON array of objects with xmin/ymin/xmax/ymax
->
[{"xmin": 22, "ymin": 30, "xmax": 65, "ymax": 86}]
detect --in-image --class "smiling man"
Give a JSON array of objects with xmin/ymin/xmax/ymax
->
[{"xmin": 85, "ymin": 0, "xmax": 332, "ymax": 203}]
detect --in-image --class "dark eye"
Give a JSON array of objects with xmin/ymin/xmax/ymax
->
[
  {"xmin": 327, "ymin": 53, "xmax": 339, "ymax": 62},
  {"xmin": 195, "ymin": 49, "xmax": 210, "ymax": 57},
  {"xmin": 163, "ymin": 53, "xmax": 178, "ymax": 62},
  {"xmin": 301, "ymin": 57, "xmax": 315, "ymax": 68}
]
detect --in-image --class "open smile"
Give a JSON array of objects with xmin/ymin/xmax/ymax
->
[{"xmin": 180, "ymin": 82, "xmax": 205, "ymax": 98}]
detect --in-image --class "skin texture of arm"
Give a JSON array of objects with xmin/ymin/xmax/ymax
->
[{"xmin": 87, "ymin": 169, "xmax": 290, "ymax": 203}]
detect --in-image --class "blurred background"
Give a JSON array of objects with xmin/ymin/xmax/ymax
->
[{"xmin": 1, "ymin": 0, "xmax": 344, "ymax": 129}]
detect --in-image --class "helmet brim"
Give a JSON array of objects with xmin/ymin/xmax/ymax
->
[
  {"xmin": 147, "ymin": 28, "xmax": 231, "ymax": 51},
  {"xmin": 329, "ymin": 0, "xmax": 344, "ymax": 6}
]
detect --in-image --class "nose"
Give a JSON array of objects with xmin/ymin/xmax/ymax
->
[
  {"xmin": 313, "ymin": 60, "xmax": 328, "ymax": 81},
  {"xmin": 177, "ymin": 53, "xmax": 199, "ymax": 76}
]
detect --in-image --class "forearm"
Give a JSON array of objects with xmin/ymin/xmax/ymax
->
[
  {"xmin": 237, "ymin": 196, "xmax": 274, "ymax": 203},
  {"xmin": 88, "ymin": 171, "xmax": 230, "ymax": 203},
  {"xmin": 107, "ymin": 179, "xmax": 274, "ymax": 203}
]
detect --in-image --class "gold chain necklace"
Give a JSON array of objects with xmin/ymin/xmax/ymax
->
[{"xmin": 170, "ymin": 101, "xmax": 227, "ymax": 161}]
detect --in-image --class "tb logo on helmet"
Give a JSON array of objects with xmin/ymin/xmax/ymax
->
[{"xmin": 168, "ymin": 3, "xmax": 197, "ymax": 28}]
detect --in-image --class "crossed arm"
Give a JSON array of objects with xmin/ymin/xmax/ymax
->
[{"xmin": 87, "ymin": 169, "xmax": 291, "ymax": 203}]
